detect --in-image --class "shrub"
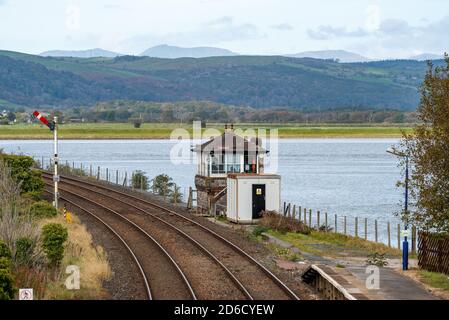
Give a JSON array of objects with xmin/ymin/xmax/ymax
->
[
  {"xmin": 0, "ymin": 154, "xmax": 44, "ymax": 194},
  {"xmin": 30, "ymin": 201, "xmax": 57, "ymax": 219},
  {"xmin": 0, "ymin": 268, "xmax": 14, "ymax": 300},
  {"xmin": 15, "ymin": 237, "xmax": 35, "ymax": 266},
  {"xmin": 260, "ymin": 211, "xmax": 312, "ymax": 235},
  {"xmin": 132, "ymin": 170, "xmax": 149, "ymax": 191},
  {"xmin": 41, "ymin": 223, "xmax": 68, "ymax": 267},
  {"xmin": 252, "ymin": 225, "xmax": 269, "ymax": 237},
  {"xmin": 23, "ymin": 190, "xmax": 43, "ymax": 201},
  {"xmin": 0, "ymin": 257, "xmax": 11, "ymax": 270},
  {"xmin": 152, "ymin": 174, "xmax": 174, "ymax": 195},
  {"xmin": 0, "ymin": 241, "xmax": 11, "ymax": 259}
]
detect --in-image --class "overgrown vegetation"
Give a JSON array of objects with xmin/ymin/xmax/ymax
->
[
  {"xmin": 260, "ymin": 211, "xmax": 312, "ymax": 235},
  {"xmin": 418, "ymin": 270, "xmax": 449, "ymax": 292},
  {"xmin": 30, "ymin": 201, "xmax": 58, "ymax": 219},
  {"xmin": 132, "ymin": 170, "xmax": 149, "ymax": 191}
]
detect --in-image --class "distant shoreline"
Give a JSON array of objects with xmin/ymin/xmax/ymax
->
[{"xmin": 0, "ymin": 123, "xmax": 411, "ymax": 140}]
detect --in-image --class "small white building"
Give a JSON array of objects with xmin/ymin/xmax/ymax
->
[{"xmin": 226, "ymin": 173, "xmax": 281, "ymax": 224}]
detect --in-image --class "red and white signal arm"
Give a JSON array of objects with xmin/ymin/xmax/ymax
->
[{"xmin": 33, "ymin": 111, "xmax": 55, "ymax": 131}]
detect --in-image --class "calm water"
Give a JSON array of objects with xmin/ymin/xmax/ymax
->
[{"xmin": 1, "ymin": 139, "xmax": 405, "ymax": 243}]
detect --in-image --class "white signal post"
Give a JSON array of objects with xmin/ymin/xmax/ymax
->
[{"xmin": 53, "ymin": 116, "xmax": 59, "ymax": 209}]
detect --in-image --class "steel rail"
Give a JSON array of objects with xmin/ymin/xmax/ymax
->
[
  {"xmin": 42, "ymin": 172, "xmax": 300, "ymax": 300},
  {"xmin": 42, "ymin": 189, "xmax": 152, "ymax": 300},
  {"xmin": 43, "ymin": 183, "xmax": 197, "ymax": 300}
]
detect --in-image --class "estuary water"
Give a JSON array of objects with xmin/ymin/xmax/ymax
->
[{"xmin": 1, "ymin": 138, "xmax": 405, "ymax": 243}]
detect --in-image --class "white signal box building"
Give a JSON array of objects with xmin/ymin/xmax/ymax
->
[{"xmin": 226, "ymin": 173, "xmax": 281, "ymax": 224}]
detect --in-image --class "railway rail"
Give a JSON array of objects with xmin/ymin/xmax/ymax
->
[
  {"xmin": 42, "ymin": 171, "xmax": 301, "ymax": 300},
  {"xmin": 43, "ymin": 185, "xmax": 197, "ymax": 300}
]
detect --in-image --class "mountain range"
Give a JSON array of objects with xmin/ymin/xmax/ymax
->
[
  {"xmin": 1, "ymin": 49, "xmax": 443, "ymax": 111},
  {"xmin": 39, "ymin": 45, "xmax": 446, "ymax": 62}
]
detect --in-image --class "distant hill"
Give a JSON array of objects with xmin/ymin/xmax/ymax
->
[
  {"xmin": 286, "ymin": 50, "xmax": 370, "ymax": 63},
  {"xmin": 40, "ymin": 48, "xmax": 123, "ymax": 58},
  {"xmin": 0, "ymin": 50, "xmax": 443, "ymax": 110},
  {"xmin": 140, "ymin": 44, "xmax": 238, "ymax": 58},
  {"xmin": 409, "ymin": 53, "xmax": 444, "ymax": 61}
]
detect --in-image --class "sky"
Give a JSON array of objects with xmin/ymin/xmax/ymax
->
[{"xmin": 0, "ymin": 0, "xmax": 448, "ymax": 59}]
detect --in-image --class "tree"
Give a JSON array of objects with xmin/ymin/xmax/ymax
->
[
  {"xmin": 401, "ymin": 56, "xmax": 449, "ymax": 232},
  {"xmin": 131, "ymin": 171, "xmax": 149, "ymax": 191}
]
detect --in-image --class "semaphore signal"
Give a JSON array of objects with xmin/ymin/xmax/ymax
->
[{"xmin": 33, "ymin": 110, "xmax": 59, "ymax": 209}]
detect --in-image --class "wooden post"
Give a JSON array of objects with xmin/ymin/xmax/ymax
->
[
  {"xmin": 344, "ymin": 216, "xmax": 347, "ymax": 235},
  {"xmin": 309, "ymin": 209, "xmax": 312, "ymax": 228},
  {"xmin": 283, "ymin": 202, "xmax": 286, "ymax": 215},
  {"xmin": 123, "ymin": 171, "xmax": 127, "ymax": 186},
  {"xmin": 298, "ymin": 206, "xmax": 302, "ymax": 222},
  {"xmin": 106, "ymin": 168, "xmax": 109, "ymax": 182},
  {"xmin": 325, "ymin": 212, "xmax": 328, "ymax": 232},
  {"xmin": 375, "ymin": 220, "xmax": 378, "ymax": 242},
  {"xmin": 80, "ymin": 163, "xmax": 83, "ymax": 174},
  {"xmin": 287, "ymin": 203, "xmax": 291, "ymax": 218},
  {"xmin": 397, "ymin": 224, "xmax": 401, "ymax": 249},
  {"xmin": 140, "ymin": 175, "xmax": 144, "ymax": 191},
  {"xmin": 364, "ymin": 218, "xmax": 368, "ymax": 240},
  {"xmin": 317, "ymin": 211, "xmax": 320, "ymax": 229},
  {"xmin": 304, "ymin": 208, "xmax": 307, "ymax": 225},
  {"xmin": 41, "ymin": 156, "xmax": 44, "ymax": 169},
  {"xmin": 292, "ymin": 205, "xmax": 296, "ymax": 220},
  {"xmin": 97, "ymin": 166, "xmax": 100, "ymax": 180},
  {"xmin": 411, "ymin": 225, "xmax": 417, "ymax": 254},
  {"xmin": 334, "ymin": 214, "xmax": 337, "ymax": 233},
  {"xmin": 89, "ymin": 164, "xmax": 92, "ymax": 177},
  {"xmin": 355, "ymin": 217, "xmax": 358, "ymax": 237},
  {"xmin": 387, "ymin": 221, "xmax": 391, "ymax": 248}
]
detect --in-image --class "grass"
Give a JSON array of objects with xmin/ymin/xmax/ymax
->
[
  {"xmin": 418, "ymin": 270, "xmax": 449, "ymax": 292},
  {"xmin": 39, "ymin": 213, "xmax": 111, "ymax": 299},
  {"xmin": 0, "ymin": 123, "xmax": 413, "ymax": 139},
  {"xmin": 267, "ymin": 229, "xmax": 401, "ymax": 258}
]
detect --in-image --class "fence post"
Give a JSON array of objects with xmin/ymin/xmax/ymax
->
[
  {"xmin": 387, "ymin": 222, "xmax": 391, "ymax": 247},
  {"xmin": 309, "ymin": 209, "xmax": 312, "ymax": 228},
  {"xmin": 344, "ymin": 216, "xmax": 347, "ymax": 235},
  {"xmin": 335, "ymin": 214, "xmax": 337, "ymax": 233},
  {"xmin": 304, "ymin": 208, "xmax": 307, "ymax": 225},
  {"xmin": 292, "ymin": 205, "xmax": 296, "ymax": 220},
  {"xmin": 106, "ymin": 168, "xmax": 109, "ymax": 182},
  {"xmin": 364, "ymin": 218, "xmax": 367, "ymax": 240},
  {"xmin": 325, "ymin": 212, "xmax": 328, "ymax": 231},
  {"xmin": 89, "ymin": 164, "xmax": 92, "ymax": 177},
  {"xmin": 411, "ymin": 226, "xmax": 417, "ymax": 254},
  {"xmin": 317, "ymin": 211, "xmax": 320, "ymax": 229},
  {"xmin": 80, "ymin": 163, "xmax": 83, "ymax": 173},
  {"xmin": 375, "ymin": 220, "xmax": 378, "ymax": 242},
  {"xmin": 283, "ymin": 202, "xmax": 286, "ymax": 215},
  {"xmin": 298, "ymin": 206, "xmax": 302, "ymax": 222},
  {"xmin": 123, "ymin": 171, "xmax": 127, "ymax": 186},
  {"xmin": 41, "ymin": 156, "xmax": 44, "ymax": 169},
  {"xmin": 355, "ymin": 217, "xmax": 358, "ymax": 238},
  {"xmin": 397, "ymin": 224, "xmax": 401, "ymax": 249},
  {"xmin": 287, "ymin": 203, "xmax": 291, "ymax": 218},
  {"xmin": 140, "ymin": 175, "xmax": 144, "ymax": 191},
  {"xmin": 97, "ymin": 166, "xmax": 100, "ymax": 180}
]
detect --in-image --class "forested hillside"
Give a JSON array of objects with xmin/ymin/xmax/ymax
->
[{"xmin": 0, "ymin": 50, "xmax": 442, "ymax": 110}]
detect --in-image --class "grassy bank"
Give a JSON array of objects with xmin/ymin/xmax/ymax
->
[{"xmin": 0, "ymin": 123, "xmax": 412, "ymax": 140}]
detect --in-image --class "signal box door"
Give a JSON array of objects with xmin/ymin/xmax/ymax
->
[{"xmin": 252, "ymin": 184, "xmax": 266, "ymax": 219}]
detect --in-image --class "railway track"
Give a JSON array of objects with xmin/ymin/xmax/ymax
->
[
  {"xmin": 42, "ymin": 172, "xmax": 300, "ymax": 300},
  {"xmin": 43, "ymin": 184, "xmax": 197, "ymax": 300}
]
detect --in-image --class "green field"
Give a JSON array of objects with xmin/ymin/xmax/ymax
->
[{"xmin": 0, "ymin": 123, "xmax": 413, "ymax": 140}]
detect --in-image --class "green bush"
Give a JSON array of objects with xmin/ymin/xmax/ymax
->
[
  {"xmin": 41, "ymin": 223, "xmax": 68, "ymax": 267},
  {"xmin": 15, "ymin": 237, "xmax": 35, "ymax": 266},
  {"xmin": 0, "ymin": 257, "xmax": 11, "ymax": 270},
  {"xmin": 252, "ymin": 225, "xmax": 269, "ymax": 237},
  {"xmin": 30, "ymin": 201, "xmax": 57, "ymax": 219},
  {"xmin": 23, "ymin": 190, "xmax": 43, "ymax": 201},
  {"xmin": 0, "ymin": 268, "xmax": 14, "ymax": 300},
  {"xmin": 0, "ymin": 154, "xmax": 44, "ymax": 194},
  {"xmin": 132, "ymin": 170, "xmax": 149, "ymax": 191},
  {"xmin": 0, "ymin": 241, "xmax": 11, "ymax": 259}
]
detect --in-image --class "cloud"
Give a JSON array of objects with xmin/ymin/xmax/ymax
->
[
  {"xmin": 121, "ymin": 16, "xmax": 263, "ymax": 52},
  {"xmin": 307, "ymin": 25, "xmax": 368, "ymax": 40},
  {"xmin": 270, "ymin": 23, "xmax": 293, "ymax": 31}
]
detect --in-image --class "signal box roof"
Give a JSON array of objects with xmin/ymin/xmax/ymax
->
[{"xmin": 191, "ymin": 131, "xmax": 268, "ymax": 154}]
